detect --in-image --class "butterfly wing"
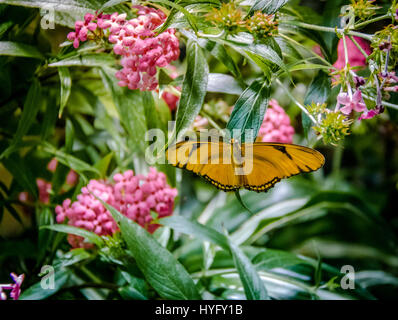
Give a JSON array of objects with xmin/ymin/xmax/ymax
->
[
  {"xmin": 241, "ymin": 142, "xmax": 325, "ymax": 192},
  {"xmin": 166, "ymin": 141, "xmax": 241, "ymax": 191}
]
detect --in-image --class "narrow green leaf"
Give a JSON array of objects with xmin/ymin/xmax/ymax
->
[
  {"xmin": 247, "ymin": 0, "xmax": 290, "ymax": 14},
  {"xmin": 160, "ymin": 215, "xmax": 229, "ymax": 250},
  {"xmin": 207, "ymin": 73, "xmax": 244, "ymax": 95},
  {"xmin": 142, "ymin": 91, "xmax": 158, "ymax": 130},
  {"xmin": 19, "ymin": 268, "xmax": 72, "ymax": 300},
  {"xmin": 227, "ymin": 236, "xmax": 269, "ymax": 300},
  {"xmin": 219, "ymin": 34, "xmax": 287, "ymax": 75},
  {"xmin": 40, "ymin": 93, "xmax": 58, "ymax": 140},
  {"xmin": 150, "ymin": 0, "xmax": 198, "ymax": 32},
  {"xmin": 49, "ymin": 54, "xmax": 115, "ymax": 67},
  {"xmin": 0, "ymin": 41, "xmax": 43, "ymax": 59},
  {"xmin": 198, "ymin": 38, "xmax": 241, "ymax": 78},
  {"xmin": 1, "ymin": 79, "xmax": 41, "ymax": 158},
  {"xmin": 37, "ymin": 207, "xmax": 55, "ymax": 262},
  {"xmin": 42, "ymin": 142, "xmax": 100, "ymax": 177},
  {"xmin": 99, "ymin": 200, "xmax": 201, "ymax": 300},
  {"xmin": 94, "ymin": 152, "xmax": 114, "ymax": 178},
  {"xmin": 173, "ymin": 40, "xmax": 208, "ymax": 141},
  {"xmin": 2, "ymin": 154, "xmax": 38, "ymax": 199},
  {"xmin": 303, "ymin": 70, "xmax": 330, "ymax": 137},
  {"xmin": 304, "ymin": 70, "xmax": 331, "ymax": 105},
  {"xmin": 58, "ymin": 67, "xmax": 72, "ymax": 117},
  {"xmin": 160, "ymin": 215, "xmax": 268, "ymax": 300},
  {"xmin": 41, "ymin": 224, "xmax": 104, "ymax": 247},
  {"xmin": 99, "ymin": 0, "xmax": 126, "ymax": 12},
  {"xmin": 252, "ymin": 249, "xmax": 309, "ymax": 271},
  {"xmin": 100, "ymin": 67, "xmax": 148, "ymax": 154},
  {"xmin": 226, "ymin": 79, "xmax": 271, "ymax": 142}
]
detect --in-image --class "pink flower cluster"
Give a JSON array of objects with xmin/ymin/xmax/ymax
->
[
  {"xmin": 55, "ymin": 168, "xmax": 177, "ymax": 248},
  {"xmin": 0, "ymin": 273, "xmax": 24, "ymax": 300},
  {"xmin": 67, "ymin": 6, "xmax": 180, "ymax": 91},
  {"xmin": 258, "ymin": 99, "xmax": 294, "ymax": 143}
]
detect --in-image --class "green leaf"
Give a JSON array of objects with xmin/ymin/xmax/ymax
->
[
  {"xmin": 304, "ymin": 70, "xmax": 331, "ymax": 105},
  {"xmin": 40, "ymin": 93, "xmax": 58, "ymax": 140},
  {"xmin": 220, "ymin": 34, "xmax": 287, "ymax": 76},
  {"xmin": 226, "ymin": 79, "xmax": 271, "ymax": 142},
  {"xmin": 246, "ymin": 0, "xmax": 290, "ymax": 14},
  {"xmin": 53, "ymin": 248, "xmax": 92, "ymax": 269},
  {"xmin": 41, "ymin": 224, "xmax": 104, "ymax": 247},
  {"xmin": 100, "ymin": 67, "xmax": 148, "ymax": 154},
  {"xmin": 207, "ymin": 73, "xmax": 244, "ymax": 95},
  {"xmin": 93, "ymin": 152, "xmax": 114, "ymax": 178},
  {"xmin": 160, "ymin": 215, "xmax": 229, "ymax": 250},
  {"xmin": 197, "ymin": 38, "xmax": 241, "ymax": 79},
  {"xmin": 0, "ymin": 41, "xmax": 44, "ymax": 59},
  {"xmin": 252, "ymin": 249, "xmax": 309, "ymax": 271},
  {"xmin": 98, "ymin": 0, "xmax": 126, "ymax": 12},
  {"xmin": 142, "ymin": 91, "xmax": 158, "ymax": 130},
  {"xmin": 19, "ymin": 268, "xmax": 72, "ymax": 300},
  {"xmin": 303, "ymin": 70, "xmax": 331, "ymax": 136},
  {"xmin": 42, "ymin": 142, "xmax": 100, "ymax": 177},
  {"xmin": 37, "ymin": 207, "xmax": 55, "ymax": 262},
  {"xmin": 227, "ymin": 236, "xmax": 269, "ymax": 300},
  {"xmin": 58, "ymin": 67, "xmax": 72, "ymax": 117},
  {"xmin": 1, "ymin": 154, "xmax": 38, "ymax": 199},
  {"xmin": 1, "ymin": 79, "xmax": 41, "ymax": 159},
  {"xmin": 2, "ymin": 0, "xmax": 131, "ymax": 28},
  {"xmin": 173, "ymin": 40, "xmax": 208, "ymax": 141},
  {"xmin": 159, "ymin": 215, "xmax": 268, "ymax": 300},
  {"xmin": 150, "ymin": 0, "xmax": 198, "ymax": 32},
  {"xmin": 100, "ymin": 200, "xmax": 201, "ymax": 300},
  {"xmin": 49, "ymin": 54, "xmax": 115, "ymax": 67}
]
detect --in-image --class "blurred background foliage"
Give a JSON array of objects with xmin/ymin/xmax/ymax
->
[{"xmin": 0, "ymin": 0, "xmax": 398, "ymax": 300}]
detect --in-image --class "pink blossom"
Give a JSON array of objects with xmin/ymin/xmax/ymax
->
[
  {"xmin": 337, "ymin": 90, "xmax": 367, "ymax": 115},
  {"xmin": 380, "ymin": 71, "xmax": 398, "ymax": 84},
  {"xmin": 358, "ymin": 108, "xmax": 379, "ymax": 120},
  {"xmin": 384, "ymin": 85, "xmax": 398, "ymax": 92},
  {"xmin": 258, "ymin": 99, "xmax": 295, "ymax": 143},
  {"xmin": 36, "ymin": 178, "xmax": 51, "ymax": 204},
  {"xmin": 193, "ymin": 116, "xmax": 209, "ymax": 130},
  {"xmin": 47, "ymin": 158, "xmax": 58, "ymax": 172},
  {"xmin": 0, "ymin": 273, "xmax": 25, "ymax": 300},
  {"xmin": 66, "ymin": 170, "xmax": 79, "ymax": 186},
  {"xmin": 333, "ymin": 36, "xmax": 372, "ymax": 70},
  {"xmin": 55, "ymin": 168, "xmax": 177, "ymax": 248},
  {"xmin": 67, "ymin": 13, "xmax": 98, "ymax": 48}
]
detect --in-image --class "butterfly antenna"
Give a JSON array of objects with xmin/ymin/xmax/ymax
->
[{"xmin": 234, "ymin": 190, "xmax": 255, "ymax": 215}]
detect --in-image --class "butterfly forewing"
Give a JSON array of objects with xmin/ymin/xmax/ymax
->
[{"xmin": 166, "ymin": 141, "xmax": 324, "ymax": 192}]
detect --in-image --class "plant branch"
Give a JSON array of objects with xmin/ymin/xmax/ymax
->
[
  {"xmin": 354, "ymin": 13, "xmax": 391, "ymax": 29},
  {"xmin": 286, "ymin": 21, "xmax": 373, "ymax": 41},
  {"xmin": 275, "ymin": 79, "xmax": 317, "ymax": 124}
]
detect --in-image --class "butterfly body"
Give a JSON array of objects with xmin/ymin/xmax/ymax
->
[{"xmin": 166, "ymin": 141, "xmax": 325, "ymax": 193}]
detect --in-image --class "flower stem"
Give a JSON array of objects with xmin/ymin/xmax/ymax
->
[
  {"xmin": 279, "ymin": 34, "xmax": 335, "ymax": 68},
  {"xmin": 285, "ymin": 21, "xmax": 373, "ymax": 41},
  {"xmin": 362, "ymin": 93, "xmax": 398, "ymax": 110},
  {"xmin": 275, "ymin": 79, "xmax": 317, "ymax": 124},
  {"xmin": 354, "ymin": 13, "xmax": 391, "ymax": 29},
  {"xmin": 348, "ymin": 35, "xmax": 369, "ymax": 59}
]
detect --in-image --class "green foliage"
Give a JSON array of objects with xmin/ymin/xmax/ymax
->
[{"xmin": 1, "ymin": 0, "xmax": 398, "ymax": 302}]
